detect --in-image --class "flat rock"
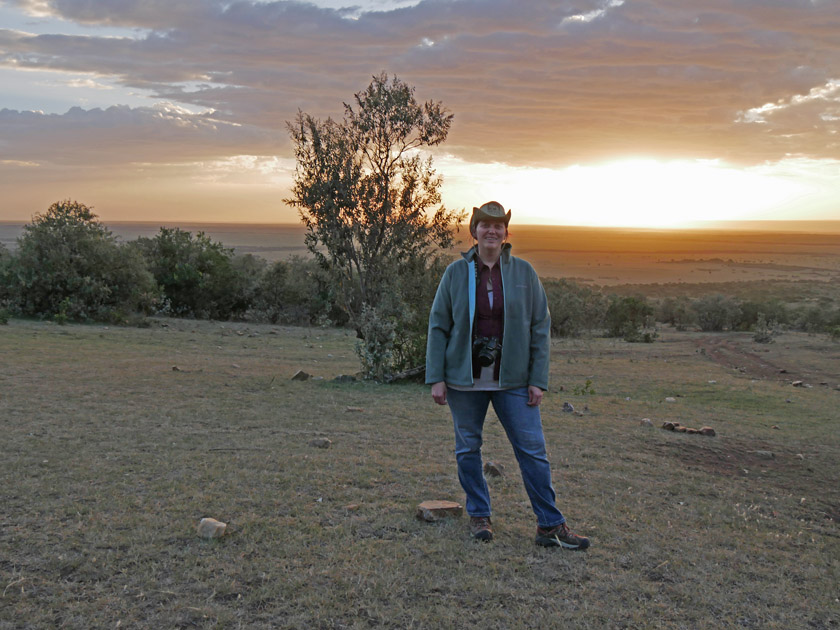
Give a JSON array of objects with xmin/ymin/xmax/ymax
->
[
  {"xmin": 416, "ymin": 500, "xmax": 463, "ymax": 522},
  {"xmin": 309, "ymin": 437, "xmax": 332, "ymax": 449},
  {"xmin": 484, "ymin": 461, "xmax": 505, "ymax": 477},
  {"xmin": 197, "ymin": 517, "xmax": 227, "ymax": 539},
  {"xmin": 562, "ymin": 402, "xmax": 575, "ymax": 413},
  {"xmin": 699, "ymin": 426, "xmax": 716, "ymax": 437},
  {"xmin": 333, "ymin": 374, "xmax": 356, "ymax": 383},
  {"xmin": 664, "ymin": 397, "xmax": 677, "ymax": 403},
  {"xmin": 291, "ymin": 370, "xmax": 312, "ymax": 381},
  {"xmin": 640, "ymin": 418, "xmax": 654, "ymax": 427}
]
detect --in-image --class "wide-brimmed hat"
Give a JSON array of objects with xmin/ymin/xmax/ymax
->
[{"xmin": 470, "ymin": 201, "xmax": 511, "ymax": 232}]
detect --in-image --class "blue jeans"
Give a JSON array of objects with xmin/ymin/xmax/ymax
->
[{"xmin": 446, "ymin": 386, "xmax": 565, "ymax": 528}]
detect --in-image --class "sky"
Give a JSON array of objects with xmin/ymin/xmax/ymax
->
[{"xmin": 1, "ymin": 0, "xmax": 839, "ymax": 228}]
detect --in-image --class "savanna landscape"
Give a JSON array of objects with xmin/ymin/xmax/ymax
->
[{"xmin": 2, "ymin": 220, "xmax": 839, "ymax": 627}]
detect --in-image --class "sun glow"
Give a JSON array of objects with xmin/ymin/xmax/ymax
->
[{"xmin": 440, "ymin": 157, "xmax": 819, "ymax": 228}]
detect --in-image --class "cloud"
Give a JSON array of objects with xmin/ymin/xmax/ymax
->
[
  {"xmin": 0, "ymin": 103, "xmax": 284, "ymax": 165},
  {"xmin": 0, "ymin": 0, "xmax": 838, "ymax": 172}
]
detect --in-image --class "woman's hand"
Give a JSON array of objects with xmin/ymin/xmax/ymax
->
[
  {"xmin": 431, "ymin": 381, "xmax": 448, "ymax": 405},
  {"xmin": 527, "ymin": 385, "xmax": 543, "ymax": 407}
]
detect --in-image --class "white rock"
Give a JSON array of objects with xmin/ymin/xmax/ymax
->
[{"xmin": 197, "ymin": 518, "xmax": 227, "ymax": 539}]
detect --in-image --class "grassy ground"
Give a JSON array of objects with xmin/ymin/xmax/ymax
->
[{"xmin": 1, "ymin": 319, "xmax": 838, "ymax": 629}]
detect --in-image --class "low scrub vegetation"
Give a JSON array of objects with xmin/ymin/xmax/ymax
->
[{"xmin": 4, "ymin": 200, "xmax": 839, "ymax": 381}]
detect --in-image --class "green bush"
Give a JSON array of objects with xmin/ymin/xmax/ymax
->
[
  {"xmin": 693, "ymin": 294, "xmax": 741, "ymax": 332},
  {"xmin": 250, "ymin": 256, "xmax": 345, "ymax": 326},
  {"xmin": 544, "ymin": 278, "xmax": 607, "ymax": 337},
  {"xmin": 11, "ymin": 200, "xmax": 156, "ymax": 322},
  {"xmin": 752, "ymin": 313, "xmax": 775, "ymax": 343},
  {"xmin": 657, "ymin": 296, "xmax": 695, "ymax": 330},
  {"xmin": 355, "ymin": 303, "xmax": 396, "ymax": 381},
  {"xmin": 133, "ymin": 228, "xmax": 255, "ymax": 320},
  {"xmin": 0, "ymin": 243, "xmax": 14, "ymax": 315},
  {"xmin": 605, "ymin": 295, "xmax": 656, "ymax": 342},
  {"xmin": 737, "ymin": 299, "xmax": 789, "ymax": 331}
]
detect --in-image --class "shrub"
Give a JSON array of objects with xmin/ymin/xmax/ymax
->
[
  {"xmin": 11, "ymin": 200, "xmax": 156, "ymax": 322},
  {"xmin": 605, "ymin": 295, "xmax": 656, "ymax": 342},
  {"xmin": 0, "ymin": 243, "xmax": 14, "ymax": 315},
  {"xmin": 657, "ymin": 296, "xmax": 695, "ymax": 330},
  {"xmin": 738, "ymin": 299, "xmax": 789, "ymax": 331},
  {"xmin": 792, "ymin": 304, "xmax": 829, "ymax": 333},
  {"xmin": 544, "ymin": 278, "xmax": 607, "ymax": 337},
  {"xmin": 355, "ymin": 304, "xmax": 396, "ymax": 381},
  {"xmin": 752, "ymin": 313, "xmax": 774, "ymax": 343},
  {"xmin": 693, "ymin": 294, "xmax": 741, "ymax": 332},
  {"xmin": 133, "ymin": 228, "xmax": 254, "ymax": 320},
  {"xmin": 250, "ymin": 256, "xmax": 345, "ymax": 326}
]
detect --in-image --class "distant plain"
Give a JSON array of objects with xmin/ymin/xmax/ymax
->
[{"xmin": 3, "ymin": 221, "xmax": 840, "ymax": 287}]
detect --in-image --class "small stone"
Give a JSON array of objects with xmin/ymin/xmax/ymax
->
[
  {"xmin": 484, "ymin": 461, "xmax": 505, "ymax": 477},
  {"xmin": 562, "ymin": 402, "xmax": 575, "ymax": 413},
  {"xmin": 796, "ymin": 454, "xmax": 805, "ymax": 460},
  {"xmin": 416, "ymin": 500, "xmax": 463, "ymax": 522},
  {"xmin": 662, "ymin": 421, "xmax": 677, "ymax": 431},
  {"xmin": 791, "ymin": 380, "xmax": 804, "ymax": 387},
  {"xmin": 333, "ymin": 374, "xmax": 356, "ymax": 383},
  {"xmin": 685, "ymin": 428, "xmax": 700, "ymax": 434},
  {"xmin": 664, "ymin": 397, "xmax": 677, "ymax": 403},
  {"xmin": 231, "ymin": 363, "xmax": 241, "ymax": 369},
  {"xmin": 344, "ymin": 407, "xmax": 364, "ymax": 413},
  {"xmin": 675, "ymin": 425, "xmax": 687, "ymax": 433},
  {"xmin": 708, "ymin": 380, "xmax": 717, "ymax": 384},
  {"xmin": 196, "ymin": 517, "xmax": 227, "ymax": 539},
  {"xmin": 291, "ymin": 370, "xmax": 311, "ymax": 381},
  {"xmin": 771, "ymin": 425, "xmax": 780, "ymax": 430},
  {"xmin": 699, "ymin": 426, "xmax": 716, "ymax": 437},
  {"xmin": 640, "ymin": 418, "xmax": 654, "ymax": 427},
  {"xmin": 309, "ymin": 437, "xmax": 332, "ymax": 449},
  {"xmin": 344, "ymin": 503, "xmax": 361, "ymax": 511},
  {"xmin": 172, "ymin": 366, "xmax": 182, "ymax": 372}
]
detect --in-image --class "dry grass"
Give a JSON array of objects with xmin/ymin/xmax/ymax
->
[{"xmin": 1, "ymin": 319, "xmax": 839, "ymax": 629}]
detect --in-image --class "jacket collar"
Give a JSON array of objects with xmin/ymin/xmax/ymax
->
[{"xmin": 462, "ymin": 242, "xmax": 512, "ymax": 263}]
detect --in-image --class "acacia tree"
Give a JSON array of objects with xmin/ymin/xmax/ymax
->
[{"xmin": 286, "ymin": 73, "xmax": 466, "ymax": 378}]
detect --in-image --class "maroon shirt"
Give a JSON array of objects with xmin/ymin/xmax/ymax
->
[{"xmin": 474, "ymin": 259, "xmax": 504, "ymax": 379}]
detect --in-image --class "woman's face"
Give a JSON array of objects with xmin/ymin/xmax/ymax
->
[{"xmin": 473, "ymin": 220, "xmax": 508, "ymax": 250}]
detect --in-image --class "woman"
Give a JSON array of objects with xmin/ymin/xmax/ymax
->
[{"xmin": 426, "ymin": 201, "xmax": 589, "ymax": 549}]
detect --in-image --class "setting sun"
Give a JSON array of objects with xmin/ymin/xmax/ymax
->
[{"xmin": 440, "ymin": 158, "xmax": 819, "ymax": 229}]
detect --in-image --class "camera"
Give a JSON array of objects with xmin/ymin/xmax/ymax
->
[{"xmin": 473, "ymin": 336, "xmax": 502, "ymax": 367}]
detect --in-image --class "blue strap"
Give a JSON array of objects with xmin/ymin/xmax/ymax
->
[{"xmin": 467, "ymin": 260, "xmax": 476, "ymax": 340}]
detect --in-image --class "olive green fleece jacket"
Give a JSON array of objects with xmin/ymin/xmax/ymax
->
[{"xmin": 425, "ymin": 243, "xmax": 551, "ymax": 390}]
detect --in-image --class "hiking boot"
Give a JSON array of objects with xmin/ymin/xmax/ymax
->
[
  {"xmin": 535, "ymin": 522, "xmax": 590, "ymax": 550},
  {"xmin": 469, "ymin": 516, "xmax": 493, "ymax": 541}
]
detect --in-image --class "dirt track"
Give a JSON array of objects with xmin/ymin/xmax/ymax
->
[{"xmin": 693, "ymin": 333, "xmax": 840, "ymax": 387}]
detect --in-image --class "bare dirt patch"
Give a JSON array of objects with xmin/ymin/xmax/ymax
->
[
  {"xmin": 694, "ymin": 336, "xmax": 790, "ymax": 380},
  {"xmin": 693, "ymin": 333, "xmax": 840, "ymax": 387}
]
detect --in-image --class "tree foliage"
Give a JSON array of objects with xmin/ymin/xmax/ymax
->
[
  {"xmin": 544, "ymin": 278, "xmax": 607, "ymax": 337},
  {"xmin": 11, "ymin": 200, "xmax": 155, "ymax": 322},
  {"xmin": 133, "ymin": 228, "xmax": 256, "ymax": 320},
  {"xmin": 286, "ymin": 73, "xmax": 466, "ymax": 378},
  {"xmin": 693, "ymin": 294, "xmax": 742, "ymax": 332},
  {"xmin": 605, "ymin": 295, "xmax": 656, "ymax": 342}
]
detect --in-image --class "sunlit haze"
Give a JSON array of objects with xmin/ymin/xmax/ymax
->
[{"xmin": 1, "ymin": 0, "xmax": 839, "ymax": 228}]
